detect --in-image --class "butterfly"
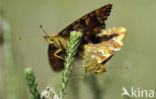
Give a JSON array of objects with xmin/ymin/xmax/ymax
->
[{"xmin": 42, "ymin": 4, "xmax": 113, "ymax": 71}]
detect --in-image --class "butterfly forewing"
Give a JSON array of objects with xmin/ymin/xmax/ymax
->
[{"xmin": 58, "ymin": 4, "xmax": 112, "ymax": 39}]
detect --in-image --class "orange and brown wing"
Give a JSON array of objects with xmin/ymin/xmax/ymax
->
[
  {"xmin": 83, "ymin": 27, "xmax": 127, "ymax": 73},
  {"xmin": 87, "ymin": 27, "xmax": 127, "ymax": 64},
  {"xmin": 58, "ymin": 4, "xmax": 112, "ymax": 39}
]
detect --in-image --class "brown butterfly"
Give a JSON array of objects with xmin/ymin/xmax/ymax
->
[{"xmin": 42, "ymin": 4, "xmax": 113, "ymax": 71}]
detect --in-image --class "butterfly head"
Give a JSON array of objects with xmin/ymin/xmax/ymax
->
[
  {"xmin": 40, "ymin": 24, "xmax": 57, "ymax": 44},
  {"xmin": 44, "ymin": 33, "xmax": 66, "ymax": 49},
  {"xmin": 44, "ymin": 36, "xmax": 54, "ymax": 44},
  {"xmin": 43, "ymin": 34, "xmax": 59, "ymax": 45}
]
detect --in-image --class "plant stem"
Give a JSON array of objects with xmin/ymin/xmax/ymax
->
[
  {"xmin": 60, "ymin": 31, "xmax": 82, "ymax": 98},
  {"xmin": 24, "ymin": 67, "xmax": 40, "ymax": 99}
]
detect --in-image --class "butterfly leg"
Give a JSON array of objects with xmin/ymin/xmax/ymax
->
[
  {"xmin": 70, "ymin": 68, "xmax": 88, "ymax": 79},
  {"xmin": 77, "ymin": 51, "xmax": 84, "ymax": 57},
  {"xmin": 54, "ymin": 48, "xmax": 65, "ymax": 61}
]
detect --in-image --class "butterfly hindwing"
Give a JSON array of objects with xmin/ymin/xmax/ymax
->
[{"xmin": 82, "ymin": 27, "xmax": 127, "ymax": 73}]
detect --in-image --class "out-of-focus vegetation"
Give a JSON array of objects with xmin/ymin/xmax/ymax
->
[
  {"xmin": 0, "ymin": 0, "xmax": 156, "ymax": 99},
  {"xmin": 24, "ymin": 67, "xmax": 40, "ymax": 99}
]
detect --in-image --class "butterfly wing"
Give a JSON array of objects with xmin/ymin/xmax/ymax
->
[
  {"xmin": 58, "ymin": 4, "xmax": 112, "ymax": 39},
  {"xmin": 48, "ymin": 44, "xmax": 65, "ymax": 71},
  {"xmin": 83, "ymin": 27, "xmax": 127, "ymax": 73}
]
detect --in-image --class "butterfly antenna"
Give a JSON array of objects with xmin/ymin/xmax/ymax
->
[
  {"xmin": 40, "ymin": 24, "xmax": 53, "ymax": 44},
  {"xmin": 40, "ymin": 24, "xmax": 49, "ymax": 36}
]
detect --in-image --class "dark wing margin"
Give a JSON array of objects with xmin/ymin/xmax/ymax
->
[
  {"xmin": 58, "ymin": 4, "xmax": 112, "ymax": 38},
  {"xmin": 102, "ymin": 54, "xmax": 114, "ymax": 65}
]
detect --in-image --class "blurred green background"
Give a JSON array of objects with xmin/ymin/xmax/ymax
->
[{"xmin": 0, "ymin": 0, "xmax": 156, "ymax": 99}]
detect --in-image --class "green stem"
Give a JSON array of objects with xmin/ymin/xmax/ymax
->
[
  {"xmin": 60, "ymin": 31, "xmax": 82, "ymax": 98},
  {"xmin": 24, "ymin": 67, "xmax": 40, "ymax": 99}
]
